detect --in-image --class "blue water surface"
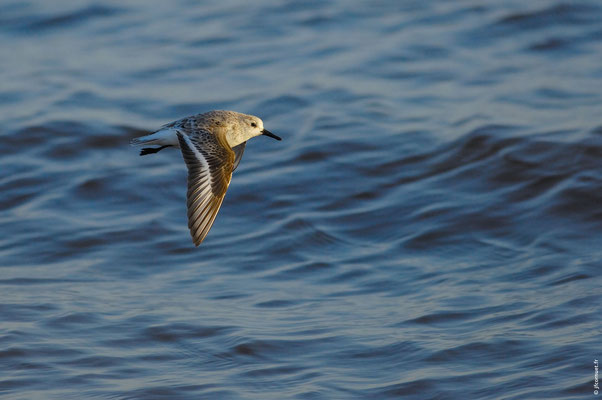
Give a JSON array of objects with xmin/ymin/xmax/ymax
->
[{"xmin": 1, "ymin": 1, "xmax": 601, "ymax": 399}]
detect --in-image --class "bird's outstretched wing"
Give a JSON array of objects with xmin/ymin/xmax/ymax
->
[
  {"xmin": 176, "ymin": 130, "xmax": 234, "ymax": 246},
  {"xmin": 232, "ymin": 141, "xmax": 246, "ymax": 171}
]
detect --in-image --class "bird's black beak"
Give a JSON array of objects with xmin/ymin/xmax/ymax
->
[{"xmin": 262, "ymin": 129, "xmax": 281, "ymax": 141}]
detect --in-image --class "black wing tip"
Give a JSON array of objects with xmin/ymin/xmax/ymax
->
[
  {"xmin": 191, "ymin": 230, "xmax": 205, "ymax": 247},
  {"xmin": 192, "ymin": 237, "xmax": 204, "ymax": 247}
]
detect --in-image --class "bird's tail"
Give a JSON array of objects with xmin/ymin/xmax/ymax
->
[
  {"xmin": 129, "ymin": 135, "xmax": 161, "ymax": 146},
  {"xmin": 130, "ymin": 128, "xmax": 177, "ymax": 147}
]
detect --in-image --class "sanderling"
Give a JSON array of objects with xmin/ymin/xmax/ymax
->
[{"xmin": 130, "ymin": 110, "xmax": 281, "ymax": 246}]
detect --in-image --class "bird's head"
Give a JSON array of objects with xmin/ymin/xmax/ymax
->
[
  {"xmin": 222, "ymin": 112, "xmax": 281, "ymax": 147},
  {"xmin": 239, "ymin": 114, "xmax": 281, "ymax": 142}
]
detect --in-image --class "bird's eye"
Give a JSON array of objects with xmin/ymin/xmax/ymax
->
[{"xmin": 251, "ymin": 122, "xmax": 257, "ymax": 127}]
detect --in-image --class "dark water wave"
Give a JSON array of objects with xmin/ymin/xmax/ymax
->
[{"xmin": 1, "ymin": 0, "xmax": 601, "ymax": 399}]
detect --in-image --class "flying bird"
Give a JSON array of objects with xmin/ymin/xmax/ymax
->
[{"xmin": 130, "ymin": 110, "xmax": 281, "ymax": 246}]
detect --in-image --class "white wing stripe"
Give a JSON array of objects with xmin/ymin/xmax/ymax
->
[{"xmin": 180, "ymin": 133, "xmax": 212, "ymax": 187}]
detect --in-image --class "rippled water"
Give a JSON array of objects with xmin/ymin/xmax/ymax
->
[{"xmin": 1, "ymin": 1, "xmax": 601, "ymax": 399}]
